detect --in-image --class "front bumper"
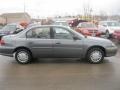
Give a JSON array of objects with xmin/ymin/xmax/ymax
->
[
  {"xmin": 0, "ymin": 46, "xmax": 14, "ymax": 57},
  {"xmin": 105, "ymin": 46, "xmax": 118, "ymax": 57}
]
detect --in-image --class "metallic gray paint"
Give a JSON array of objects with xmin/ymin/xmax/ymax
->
[{"xmin": 0, "ymin": 25, "xmax": 117, "ymax": 59}]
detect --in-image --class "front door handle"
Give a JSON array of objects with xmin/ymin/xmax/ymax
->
[
  {"xmin": 29, "ymin": 42, "xmax": 33, "ymax": 44},
  {"xmin": 55, "ymin": 42, "xmax": 61, "ymax": 44}
]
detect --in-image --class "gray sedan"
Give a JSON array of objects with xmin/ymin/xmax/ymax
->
[{"xmin": 0, "ymin": 25, "xmax": 117, "ymax": 64}]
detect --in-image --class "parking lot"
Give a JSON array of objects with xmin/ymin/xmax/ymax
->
[{"xmin": 0, "ymin": 40, "xmax": 119, "ymax": 90}]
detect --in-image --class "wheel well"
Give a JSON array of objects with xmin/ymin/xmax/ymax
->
[
  {"xmin": 13, "ymin": 47, "xmax": 32, "ymax": 56},
  {"xmin": 87, "ymin": 46, "xmax": 106, "ymax": 56}
]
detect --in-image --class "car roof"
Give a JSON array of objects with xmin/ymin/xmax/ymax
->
[
  {"xmin": 27, "ymin": 25, "xmax": 69, "ymax": 30},
  {"xmin": 17, "ymin": 25, "xmax": 72, "ymax": 36}
]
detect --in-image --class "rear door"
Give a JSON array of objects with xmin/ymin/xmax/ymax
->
[{"xmin": 26, "ymin": 26, "xmax": 53, "ymax": 57}]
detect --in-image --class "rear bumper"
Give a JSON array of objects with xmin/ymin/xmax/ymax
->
[
  {"xmin": 105, "ymin": 46, "xmax": 118, "ymax": 57},
  {"xmin": 0, "ymin": 46, "xmax": 14, "ymax": 57}
]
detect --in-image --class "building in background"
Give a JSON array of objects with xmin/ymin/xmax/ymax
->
[{"xmin": 0, "ymin": 12, "xmax": 31, "ymax": 24}]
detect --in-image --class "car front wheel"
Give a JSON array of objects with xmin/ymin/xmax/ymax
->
[
  {"xmin": 87, "ymin": 48, "xmax": 104, "ymax": 64},
  {"xmin": 15, "ymin": 49, "xmax": 32, "ymax": 64}
]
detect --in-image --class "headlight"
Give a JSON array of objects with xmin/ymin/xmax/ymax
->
[
  {"xmin": 107, "ymin": 42, "xmax": 116, "ymax": 47},
  {"xmin": 111, "ymin": 43, "xmax": 116, "ymax": 47}
]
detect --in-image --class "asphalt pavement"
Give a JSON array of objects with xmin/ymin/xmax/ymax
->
[{"xmin": 0, "ymin": 41, "xmax": 120, "ymax": 90}]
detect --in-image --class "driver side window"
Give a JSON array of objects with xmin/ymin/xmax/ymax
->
[{"xmin": 53, "ymin": 27, "xmax": 73, "ymax": 40}]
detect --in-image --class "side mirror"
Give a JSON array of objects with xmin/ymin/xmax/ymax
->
[{"xmin": 73, "ymin": 36, "xmax": 80, "ymax": 40}]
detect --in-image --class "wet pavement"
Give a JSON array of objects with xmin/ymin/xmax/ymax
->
[{"xmin": 0, "ymin": 42, "xmax": 120, "ymax": 90}]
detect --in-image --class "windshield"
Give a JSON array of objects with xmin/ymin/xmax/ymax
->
[
  {"xmin": 107, "ymin": 22, "xmax": 120, "ymax": 27},
  {"xmin": 78, "ymin": 23, "xmax": 96, "ymax": 28}
]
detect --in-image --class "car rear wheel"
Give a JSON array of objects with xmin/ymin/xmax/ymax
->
[
  {"xmin": 87, "ymin": 48, "xmax": 104, "ymax": 64},
  {"xmin": 15, "ymin": 49, "xmax": 32, "ymax": 64}
]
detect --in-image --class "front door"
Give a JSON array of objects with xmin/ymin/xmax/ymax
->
[{"xmin": 52, "ymin": 27, "xmax": 83, "ymax": 58}]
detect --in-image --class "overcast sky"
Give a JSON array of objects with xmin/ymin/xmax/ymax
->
[{"xmin": 0, "ymin": 0, "xmax": 119, "ymax": 18}]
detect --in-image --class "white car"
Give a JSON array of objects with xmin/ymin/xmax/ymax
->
[
  {"xmin": 98, "ymin": 21, "xmax": 120, "ymax": 38},
  {"xmin": 52, "ymin": 20, "xmax": 70, "ymax": 28}
]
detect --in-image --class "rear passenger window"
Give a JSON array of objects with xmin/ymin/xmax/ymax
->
[{"xmin": 26, "ymin": 27, "xmax": 50, "ymax": 39}]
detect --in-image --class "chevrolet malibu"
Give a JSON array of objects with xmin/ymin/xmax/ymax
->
[{"xmin": 0, "ymin": 25, "xmax": 117, "ymax": 64}]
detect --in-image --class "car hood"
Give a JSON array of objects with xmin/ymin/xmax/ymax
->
[
  {"xmin": 84, "ymin": 28, "xmax": 97, "ymax": 30},
  {"xmin": 86, "ymin": 36, "xmax": 110, "ymax": 42},
  {"xmin": 78, "ymin": 28, "xmax": 98, "ymax": 30},
  {"xmin": 83, "ymin": 36, "xmax": 113, "ymax": 47}
]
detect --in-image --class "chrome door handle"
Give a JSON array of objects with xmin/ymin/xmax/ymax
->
[{"xmin": 55, "ymin": 42, "xmax": 61, "ymax": 44}]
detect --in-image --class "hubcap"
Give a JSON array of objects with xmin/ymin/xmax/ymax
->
[
  {"xmin": 17, "ymin": 51, "xmax": 29, "ymax": 63},
  {"xmin": 90, "ymin": 50, "xmax": 102, "ymax": 63}
]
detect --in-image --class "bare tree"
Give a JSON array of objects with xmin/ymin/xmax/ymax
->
[
  {"xmin": 99, "ymin": 11, "xmax": 108, "ymax": 20},
  {"xmin": 83, "ymin": 3, "xmax": 93, "ymax": 20}
]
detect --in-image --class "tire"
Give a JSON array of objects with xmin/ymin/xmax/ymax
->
[
  {"xmin": 87, "ymin": 48, "xmax": 104, "ymax": 64},
  {"xmin": 15, "ymin": 49, "xmax": 32, "ymax": 64}
]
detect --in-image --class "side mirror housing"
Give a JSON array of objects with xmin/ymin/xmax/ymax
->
[{"xmin": 73, "ymin": 36, "xmax": 80, "ymax": 40}]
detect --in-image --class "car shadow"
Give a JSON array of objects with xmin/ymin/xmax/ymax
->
[{"xmin": 29, "ymin": 58, "xmax": 111, "ymax": 64}]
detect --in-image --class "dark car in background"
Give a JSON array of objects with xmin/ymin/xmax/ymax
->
[
  {"xmin": 75, "ymin": 22, "xmax": 101, "ymax": 37},
  {"xmin": 0, "ymin": 23, "xmax": 24, "ymax": 39},
  {"xmin": 52, "ymin": 20, "xmax": 70, "ymax": 28}
]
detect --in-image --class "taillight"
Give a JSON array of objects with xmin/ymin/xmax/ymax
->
[{"xmin": 0, "ymin": 39, "xmax": 5, "ymax": 45}]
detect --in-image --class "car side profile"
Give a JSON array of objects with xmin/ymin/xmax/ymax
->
[
  {"xmin": 0, "ymin": 23, "xmax": 24, "ymax": 39},
  {"xmin": 0, "ymin": 25, "xmax": 117, "ymax": 64},
  {"xmin": 75, "ymin": 22, "xmax": 101, "ymax": 37},
  {"xmin": 98, "ymin": 21, "xmax": 120, "ymax": 38}
]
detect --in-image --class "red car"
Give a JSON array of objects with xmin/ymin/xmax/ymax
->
[
  {"xmin": 75, "ymin": 22, "xmax": 101, "ymax": 37},
  {"xmin": 113, "ymin": 30, "xmax": 120, "ymax": 41},
  {"xmin": 68, "ymin": 19, "xmax": 88, "ymax": 27}
]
